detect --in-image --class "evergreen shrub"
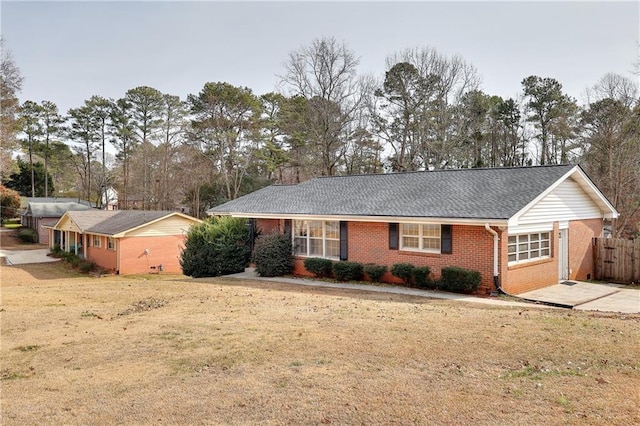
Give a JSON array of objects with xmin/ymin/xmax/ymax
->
[
  {"xmin": 391, "ymin": 263, "xmax": 415, "ymax": 286},
  {"xmin": 364, "ymin": 264, "xmax": 387, "ymax": 282},
  {"xmin": 252, "ymin": 232, "xmax": 293, "ymax": 277},
  {"xmin": 17, "ymin": 228, "xmax": 38, "ymax": 243},
  {"xmin": 180, "ymin": 216, "xmax": 251, "ymax": 278},
  {"xmin": 439, "ymin": 266, "xmax": 481, "ymax": 294},
  {"xmin": 303, "ymin": 257, "xmax": 333, "ymax": 278},
  {"xmin": 79, "ymin": 260, "xmax": 97, "ymax": 273},
  {"xmin": 332, "ymin": 261, "xmax": 363, "ymax": 281},
  {"xmin": 412, "ymin": 266, "xmax": 433, "ymax": 289}
]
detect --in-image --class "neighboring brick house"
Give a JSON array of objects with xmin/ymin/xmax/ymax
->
[
  {"xmin": 46, "ymin": 210, "xmax": 202, "ymax": 275},
  {"xmin": 21, "ymin": 198, "xmax": 92, "ymax": 244},
  {"xmin": 208, "ymin": 165, "xmax": 618, "ymax": 295}
]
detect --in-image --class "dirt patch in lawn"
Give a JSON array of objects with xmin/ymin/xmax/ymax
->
[{"xmin": 1, "ymin": 264, "xmax": 639, "ymax": 425}]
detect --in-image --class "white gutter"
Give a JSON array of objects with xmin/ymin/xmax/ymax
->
[
  {"xmin": 485, "ymin": 223, "xmax": 500, "ymax": 289},
  {"xmin": 215, "ymin": 212, "xmax": 509, "ymax": 227}
]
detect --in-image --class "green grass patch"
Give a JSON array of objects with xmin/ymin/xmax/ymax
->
[
  {"xmin": 0, "ymin": 369, "xmax": 27, "ymax": 380},
  {"xmin": 14, "ymin": 345, "xmax": 40, "ymax": 352}
]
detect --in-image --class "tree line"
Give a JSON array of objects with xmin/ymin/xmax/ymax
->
[{"xmin": 1, "ymin": 37, "xmax": 638, "ymax": 237}]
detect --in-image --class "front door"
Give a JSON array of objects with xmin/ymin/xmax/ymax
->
[{"xmin": 558, "ymin": 229, "xmax": 569, "ymax": 280}]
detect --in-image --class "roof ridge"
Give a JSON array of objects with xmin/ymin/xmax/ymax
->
[{"xmin": 311, "ymin": 164, "xmax": 574, "ymax": 180}]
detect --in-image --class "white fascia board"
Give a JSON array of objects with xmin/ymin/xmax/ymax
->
[
  {"xmin": 112, "ymin": 212, "xmax": 203, "ymax": 238},
  {"xmin": 509, "ymin": 165, "xmax": 619, "ymax": 226},
  {"xmin": 572, "ymin": 167, "xmax": 619, "ymax": 218},
  {"xmin": 223, "ymin": 212, "xmax": 508, "ymax": 227}
]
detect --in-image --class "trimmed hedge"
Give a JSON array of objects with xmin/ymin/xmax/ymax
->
[
  {"xmin": 391, "ymin": 263, "xmax": 415, "ymax": 286},
  {"xmin": 364, "ymin": 264, "xmax": 387, "ymax": 282},
  {"xmin": 252, "ymin": 232, "xmax": 293, "ymax": 277},
  {"xmin": 304, "ymin": 257, "xmax": 333, "ymax": 278},
  {"xmin": 332, "ymin": 261, "xmax": 363, "ymax": 281},
  {"xmin": 439, "ymin": 266, "xmax": 481, "ymax": 294},
  {"xmin": 412, "ymin": 266, "xmax": 433, "ymax": 289}
]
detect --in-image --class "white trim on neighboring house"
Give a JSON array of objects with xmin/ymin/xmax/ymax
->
[{"xmin": 111, "ymin": 212, "xmax": 201, "ymax": 237}]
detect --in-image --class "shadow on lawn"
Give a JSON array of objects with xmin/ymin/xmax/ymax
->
[
  {"xmin": 1, "ymin": 262, "xmax": 86, "ymax": 282},
  {"xmin": 198, "ymin": 275, "xmax": 442, "ymax": 306}
]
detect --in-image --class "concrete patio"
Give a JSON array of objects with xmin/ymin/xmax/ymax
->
[{"xmin": 518, "ymin": 281, "xmax": 640, "ymax": 314}]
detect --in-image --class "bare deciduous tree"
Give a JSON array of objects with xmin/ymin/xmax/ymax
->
[
  {"xmin": 279, "ymin": 37, "xmax": 365, "ymax": 176},
  {"xmin": 0, "ymin": 39, "xmax": 23, "ymax": 182}
]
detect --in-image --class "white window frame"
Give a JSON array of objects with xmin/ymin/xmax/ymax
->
[
  {"xmin": 92, "ymin": 235, "xmax": 101, "ymax": 248},
  {"xmin": 507, "ymin": 231, "xmax": 551, "ymax": 264},
  {"xmin": 107, "ymin": 238, "xmax": 115, "ymax": 251},
  {"xmin": 293, "ymin": 220, "xmax": 340, "ymax": 260},
  {"xmin": 400, "ymin": 223, "xmax": 441, "ymax": 253}
]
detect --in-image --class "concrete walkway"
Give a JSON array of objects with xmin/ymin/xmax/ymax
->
[
  {"xmin": 518, "ymin": 281, "xmax": 640, "ymax": 314},
  {"xmin": 226, "ymin": 269, "xmax": 639, "ymax": 314},
  {"xmin": 225, "ymin": 268, "xmax": 552, "ymax": 310},
  {"xmin": 0, "ymin": 249, "xmax": 60, "ymax": 265}
]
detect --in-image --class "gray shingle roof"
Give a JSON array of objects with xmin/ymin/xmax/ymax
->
[
  {"xmin": 26, "ymin": 202, "xmax": 92, "ymax": 218},
  {"xmin": 208, "ymin": 165, "xmax": 576, "ymax": 220},
  {"xmin": 65, "ymin": 210, "xmax": 185, "ymax": 235},
  {"xmin": 25, "ymin": 197, "xmax": 91, "ymax": 205}
]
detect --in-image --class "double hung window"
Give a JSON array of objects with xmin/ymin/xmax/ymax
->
[
  {"xmin": 293, "ymin": 220, "xmax": 339, "ymax": 259},
  {"xmin": 400, "ymin": 224, "xmax": 441, "ymax": 253}
]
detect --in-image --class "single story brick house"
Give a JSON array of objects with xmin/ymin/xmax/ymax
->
[
  {"xmin": 46, "ymin": 210, "xmax": 202, "ymax": 274},
  {"xmin": 21, "ymin": 198, "xmax": 92, "ymax": 244},
  {"xmin": 208, "ymin": 165, "xmax": 618, "ymax": 294}
]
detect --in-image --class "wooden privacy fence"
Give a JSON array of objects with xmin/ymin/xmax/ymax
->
[{"xmin": 593, "ymin": 238, "xmax": 640, "ymax": 284}]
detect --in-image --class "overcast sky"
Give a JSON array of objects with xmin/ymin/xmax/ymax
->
[{"xmin": 2, "ymin": 1, "xmax": 639, "ymax": 116}]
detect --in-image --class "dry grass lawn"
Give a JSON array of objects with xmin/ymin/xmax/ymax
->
[{"xmin": 1, "ymin": 259, "xmax": 639, "ymax": 425}]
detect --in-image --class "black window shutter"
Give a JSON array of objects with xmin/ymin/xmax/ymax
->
[
  {"xmin": 340, "ymin": 221, "xmax": 348, "ymax": 261},
  {"xmin": 441, "ymin": 224, "xmax": 452, "ymax": 254},
  {"xmin": 389, "ymin": 223, "xmax": 399, "ymax": 250},
  {"xmin": 284, "ymin": 219, "xmax": 292, "ymax": 236}
]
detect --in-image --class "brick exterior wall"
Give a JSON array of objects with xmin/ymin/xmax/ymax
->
[
  {"xmin": 118, "ymin": 235, "xmax": 187, "ymax": 274},
  {"xmin": 501, "ymin": 222, "xmax": 559, "ymax": 295},
  {"xmin": 37, "ymin": 217, "xmax": 59, "ymax": 244},
  {"xmin": 568, "ymin": 218, "xmax": 602, "ymax": 281},
  {"xmin": 259, "ymin": 219, "xmax": 497, "ymax": 294},
  {"xmin": 257, "ymin": 218, "xmax": 603, "ymax": 295},
  {"xmin": 83, "ymin": 234, "xmax": 187, "ymax": 275},
  {"xmin": 256, "ymin": 219, "xmax": 282, "ymax": 235},
  {"xmin": 502, "ymin": 219, "xmax": 603, "ymax": 294},
  {"xmin": 86, "ymin": 236, "xmax": 118, "ymax": 273}
]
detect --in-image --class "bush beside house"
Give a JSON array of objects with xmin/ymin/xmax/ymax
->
[
  {"xmin": 332, "ymin": 261, "xmax": 363, "ymax": 281},
  {"xmin": 412, "ymin": 266, "xmax": 432, "ymax": 289},
  {"xmin": 252, "ymin": 232, "xmax": 293, "ymax": 277},
  {"xmin": 364, "ymin": 264, "xmax": 387, "ymax": 282},
  {"xmin": 180, "ymin": 216, "xmax": 250, "ymax": 278},
  {"xmin": 391, "ymin": 263, "xmax": 415, "ymax": 286},
  {"xmin": 303, "ymin": 257, "xmax": 333, "ymax": 278},
  {"xmin": 439, "ymin": 266, "xmax": 482, "ymax": 294}
]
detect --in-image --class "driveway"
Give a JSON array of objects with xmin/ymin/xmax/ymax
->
[
  {"xmin": 518, "ymin": 281, "xmax": 640, "ymax": 314},
  {"xmin": 0, "ymin": 249, "xmax": 60, "ymax": 265}
]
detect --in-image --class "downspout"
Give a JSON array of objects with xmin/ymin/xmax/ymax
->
[{"xmin": 485, "ymin": 224, "xmax": 501, "ymax": 293}]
